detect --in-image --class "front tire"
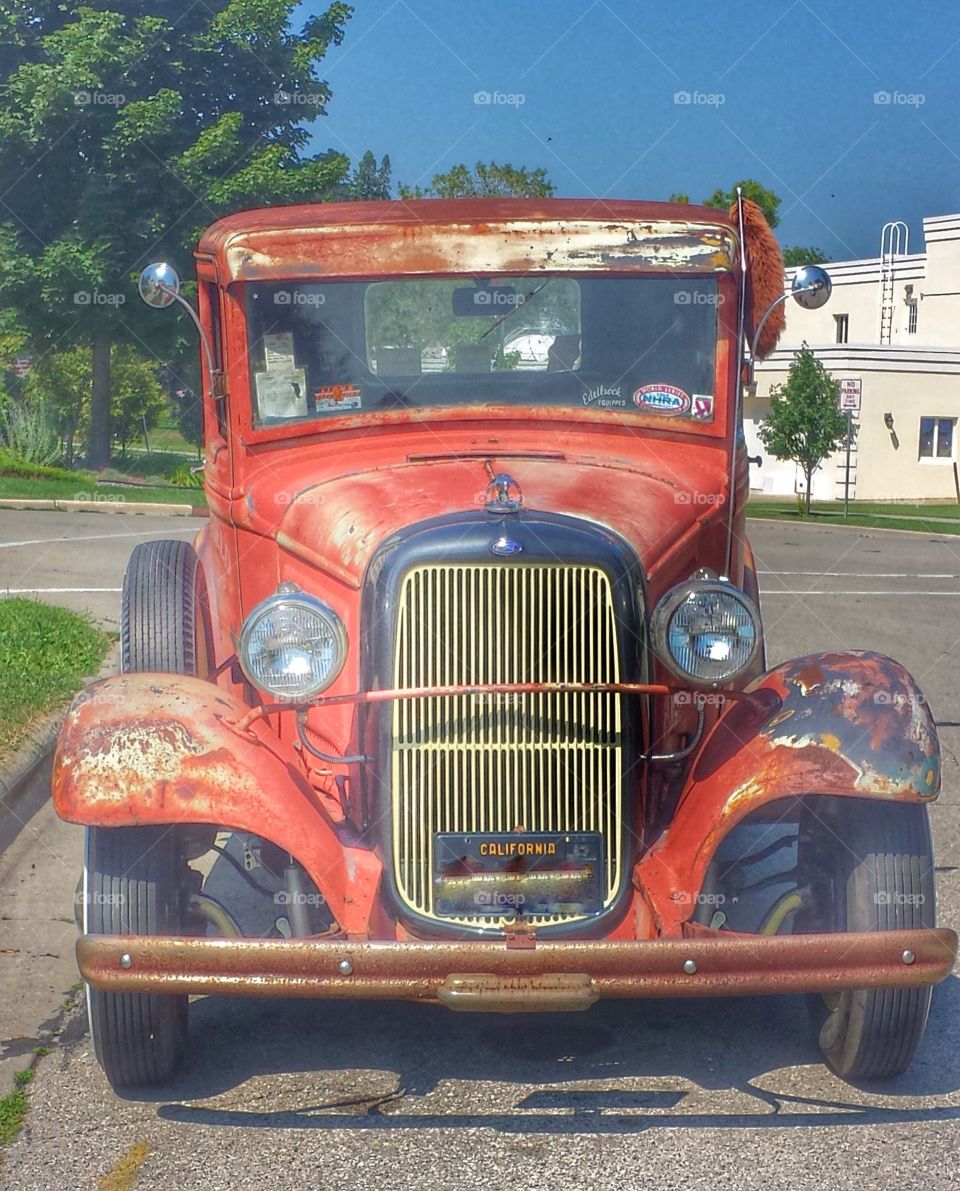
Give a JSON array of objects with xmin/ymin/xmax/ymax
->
[
  {"xmin": 804, "ymin": 799, "xmax": 936, "ymax": 1080},
  {"xmin": 85, "ymin": 540, "xmax": 211, "ymax": 1089},
  {"xmin": 86, "ymin": 826, "xmax": 188, "ymax": 1088}
]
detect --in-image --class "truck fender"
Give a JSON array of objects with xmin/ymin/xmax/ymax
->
[
  {"xmin": 636, "ymin": 651, "xmax": 939, "ymax": 929},
  {"xmin": 52, "ymin": 673, "xmax": 382, "ymax": 936}
]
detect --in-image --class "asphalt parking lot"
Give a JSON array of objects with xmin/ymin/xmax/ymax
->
[{"xmin": 2, "ymin": 510, "xmax": 960, "ymax": 1189}]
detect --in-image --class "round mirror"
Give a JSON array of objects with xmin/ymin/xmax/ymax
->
[
  {"xmin": 137, "ymin": 262, "xmax": 180, "ymax": 309},
  {"xmin": 791, "ymin": 265, "xmax": 832, "ymax": 310}
]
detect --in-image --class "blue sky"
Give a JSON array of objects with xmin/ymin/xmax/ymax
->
[{"xmin": 299, "ymin": 0, "xmax": 960, "ymax": 261}]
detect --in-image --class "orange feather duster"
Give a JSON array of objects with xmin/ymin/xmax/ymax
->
[{"xmin": 731, "ymin": 198, "xmax": 785, "ymax": 359}]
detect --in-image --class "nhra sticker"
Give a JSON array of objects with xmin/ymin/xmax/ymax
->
[
  {"xmin": 692, "ymin": 394, "xmax": 715, "ymax": 422},
  {"xmin": 632, "ymin": 384, "xmax": 691, "ymax": 416},
  {"xmin": 314, "ymin": 384, "xmax": 362, "ymax": 412}
]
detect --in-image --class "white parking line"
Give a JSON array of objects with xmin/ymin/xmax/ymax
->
[
  {"xmin": 759, "ymin": 571, "xmax": 960, "ymax": 578},
  {"xmin": 0, "ymin": 527, "xmax": 196, "ymax": 550},
  {"xmin": 761, "ymin": 590, "xmax": 960, "ymax": 596}
]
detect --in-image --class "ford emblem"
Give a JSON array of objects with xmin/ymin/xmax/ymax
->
[{"xmin": 491, "ymin": 536, "xmax": 523, "ymax": 557}]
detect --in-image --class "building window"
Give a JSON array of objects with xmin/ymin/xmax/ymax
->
[
  {"xmin": 834, "ymin": 313, "xmax": 849, "ymax": 344},
  {"xmin": 907, "ymin": 302, "xmax": 918, "ymax": 334},
  {"xmin": 919, "ymin": 417, "xmax": 956, "ymax": 461}
]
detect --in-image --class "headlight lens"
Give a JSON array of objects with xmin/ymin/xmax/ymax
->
[
  {"xmin": 238, "ymin": 591, "xmax": 347, "ymax": 700},
  {"xmin": 650, "ymin": 580, "xmax": 761, "ymax": 687}
]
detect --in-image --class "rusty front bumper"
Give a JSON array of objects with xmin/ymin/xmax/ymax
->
[{"xmin": 77, "ymin": 928, "xmax": 957, "ymax": 1012}]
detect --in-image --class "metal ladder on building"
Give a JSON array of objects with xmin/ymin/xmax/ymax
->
[{"xmin": 878, "ymin": 221, "xmax": 909, "ymax": 344}]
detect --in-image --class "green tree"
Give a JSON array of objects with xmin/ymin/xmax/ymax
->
[
  {"xmin": 758, "ymin": 343, "xmax": 850, "ymax": 514},
  {"xmin": 347, "ymin": 151, "xmax": 392, "ymax": 200},
  {"xmin": 704, "ymin": 179, "xmax": 781, "ymax": 228},
  {"xmin": 110, "ymin": 346, "xmax": 166, "ymax": 455},
  {"xmin": 0, "ymin": 1, "xmax": 353, "ymax": 468},
  {"xmin": 399, "ymin": 161, "xmax": 554, "ymax": 200},
  {"xmin": 782, "ymin": 245, "xmax": 830, "ymax": 267},
  {"xmin": 667, "ymin": 192, "xmax": 690, "ymax": 204}
]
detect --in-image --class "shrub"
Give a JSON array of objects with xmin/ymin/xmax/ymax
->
[
  {"xmin": 167, "ymin": 462, "xmax": 204, "ymax": 489},
  {"xmin": 0, "ymin": 398, "xmax": 60, "ymax": 466}
]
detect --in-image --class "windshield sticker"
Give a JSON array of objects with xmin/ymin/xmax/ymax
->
[
  {"xmin": 262, "ymin": 332, "xmax": 295, "ymax": 371},
  {"xmin": 692, "ymin": 394, "xmax": 715, "ymax": 422},
  {"xmin": 581, "ymin": 383, "xmax": 626, "ymax": 409},
  {"xmin": 256, "ymin": 368, "xmax": 307, "ymax": 419},
  {"xmin": 632, "ymin": 384, "xmax": 691, "ymax": 416},
  {"xmin": 315, "ymin": 384, "xmax": 362, "ymax": 413}
]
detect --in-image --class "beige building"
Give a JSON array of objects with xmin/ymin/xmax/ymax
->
[{"xmin": 745, "ymin": 213, "xmax": 960, "ymax": 501}]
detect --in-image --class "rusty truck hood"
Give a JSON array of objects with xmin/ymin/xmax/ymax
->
[{"xmin": 245, "ymin": 446, "xmax": 729, "ymax": 591}]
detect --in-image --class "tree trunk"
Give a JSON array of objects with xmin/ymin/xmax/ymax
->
[
  {"xmin": 88, "ymin": 330, "xmax": 112, "ymax": 469},
  {"xmin": 804, "ymin": 465, "xmax": 813, "ymax": 514}
]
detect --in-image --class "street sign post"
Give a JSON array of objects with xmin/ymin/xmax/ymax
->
[{"xmin": 839, "ymin": 379, "xmax": 861, "ymax": 516}]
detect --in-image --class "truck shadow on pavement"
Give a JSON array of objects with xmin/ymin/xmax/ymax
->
[{"xmin": 138, "ymin": 973, "xmax": 960, "ymax": 1135}]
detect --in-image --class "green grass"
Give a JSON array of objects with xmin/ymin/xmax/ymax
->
[
  {"xmin": 104, "ymin": 450, "xmax": 197, "ymax": 482},
  {"xmin": 0, "ymin": 1086, "xmax": 28, "ymax": 1146},
  {"xmin": 747, "ymin": 497, "xmax": 960, "ymax": 534},
  {"xmin": 0, "ymin": 599, "xmax": 111, "ymax": 760},
  {"xmin": 133, "ymin": 422, "xmax": 197, "ymax": 454},
  {"xmin": 0, "ymin": 475, "xmax": 205, "ymax": 506}
]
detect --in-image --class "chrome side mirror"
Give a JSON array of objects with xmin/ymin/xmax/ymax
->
[
  {"xmin": 137, "ymin": 262, "xmax": 220, "ymax": 401},
  {"xmin": 138, "ymin": 263, "xmax": 181, "ymax": 309},
  {"xmin": 791, "ymin": 265, "xmax": 832, "ymax": 310}
]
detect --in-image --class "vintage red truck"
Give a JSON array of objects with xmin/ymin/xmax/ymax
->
[{"xmin": 53, "ymin": 197, "xmax": 957, "ymax": 1089}]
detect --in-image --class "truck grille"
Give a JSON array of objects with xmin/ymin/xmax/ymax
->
[{"xmin": 390, "ymin": 562, "xmax": 625, "ymax": 926}]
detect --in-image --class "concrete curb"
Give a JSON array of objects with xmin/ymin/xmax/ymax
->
[
  {"xmin": 746, "ymin": 515, "xmax": 960, "ymax": 539},
  {"xmin": 0, "ymin": 645, "xmax": 120, "ymax": 853},
  {"xmin": 0, "ymin": 497, "xmax": 200, "ymax": 516}
]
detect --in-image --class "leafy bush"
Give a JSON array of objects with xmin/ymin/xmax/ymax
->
[
  {"xmin": 167, "ymin": 462, "xmax": 204, "ymax": 489},
  {"xmin": 0, "ymin": 397, "xmax": 60, "ymax": 466}
]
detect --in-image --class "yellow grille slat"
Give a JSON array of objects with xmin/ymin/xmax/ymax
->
[{"xmin": 390, "ymin": 562, "xmax": 624, "ymax": 928}]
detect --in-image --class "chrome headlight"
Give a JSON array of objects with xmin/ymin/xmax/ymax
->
[
  {"xmin": 650, "ymin": 580, "xmax": 761, "ymax": 687},
  {"xmin": 238, "ymin": 590, "xmax": 347, "ymax": 700}
]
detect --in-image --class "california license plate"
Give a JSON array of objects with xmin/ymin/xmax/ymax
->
[{"xmin": 433, "ymin": 832, "xmax": 604, "ymax": 918}]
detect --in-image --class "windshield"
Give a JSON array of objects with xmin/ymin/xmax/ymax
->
[{"xmin": 245, "ymin": 275, "xmax": 720, "ymax": 427}]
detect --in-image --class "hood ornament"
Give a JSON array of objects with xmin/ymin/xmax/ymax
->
[{"xmin": 484, "ymin": 469, "xmax": 523, "ymax": 514}]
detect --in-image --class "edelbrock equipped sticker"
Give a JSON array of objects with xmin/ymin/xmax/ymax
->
[
  {"xmin": 632, "ymin": 384, "xmax": 691, "ymax": 416},
  {"xmin": 692, "ymin": 394, "xmax": 715, "ymax": 422},
  {"xmin": 581, "ymin": 383, "xmax": 626, "ymax": 409},
  {"xmin": 314, "ymin": 383, "xmax": 362, "ymax": 413}
]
